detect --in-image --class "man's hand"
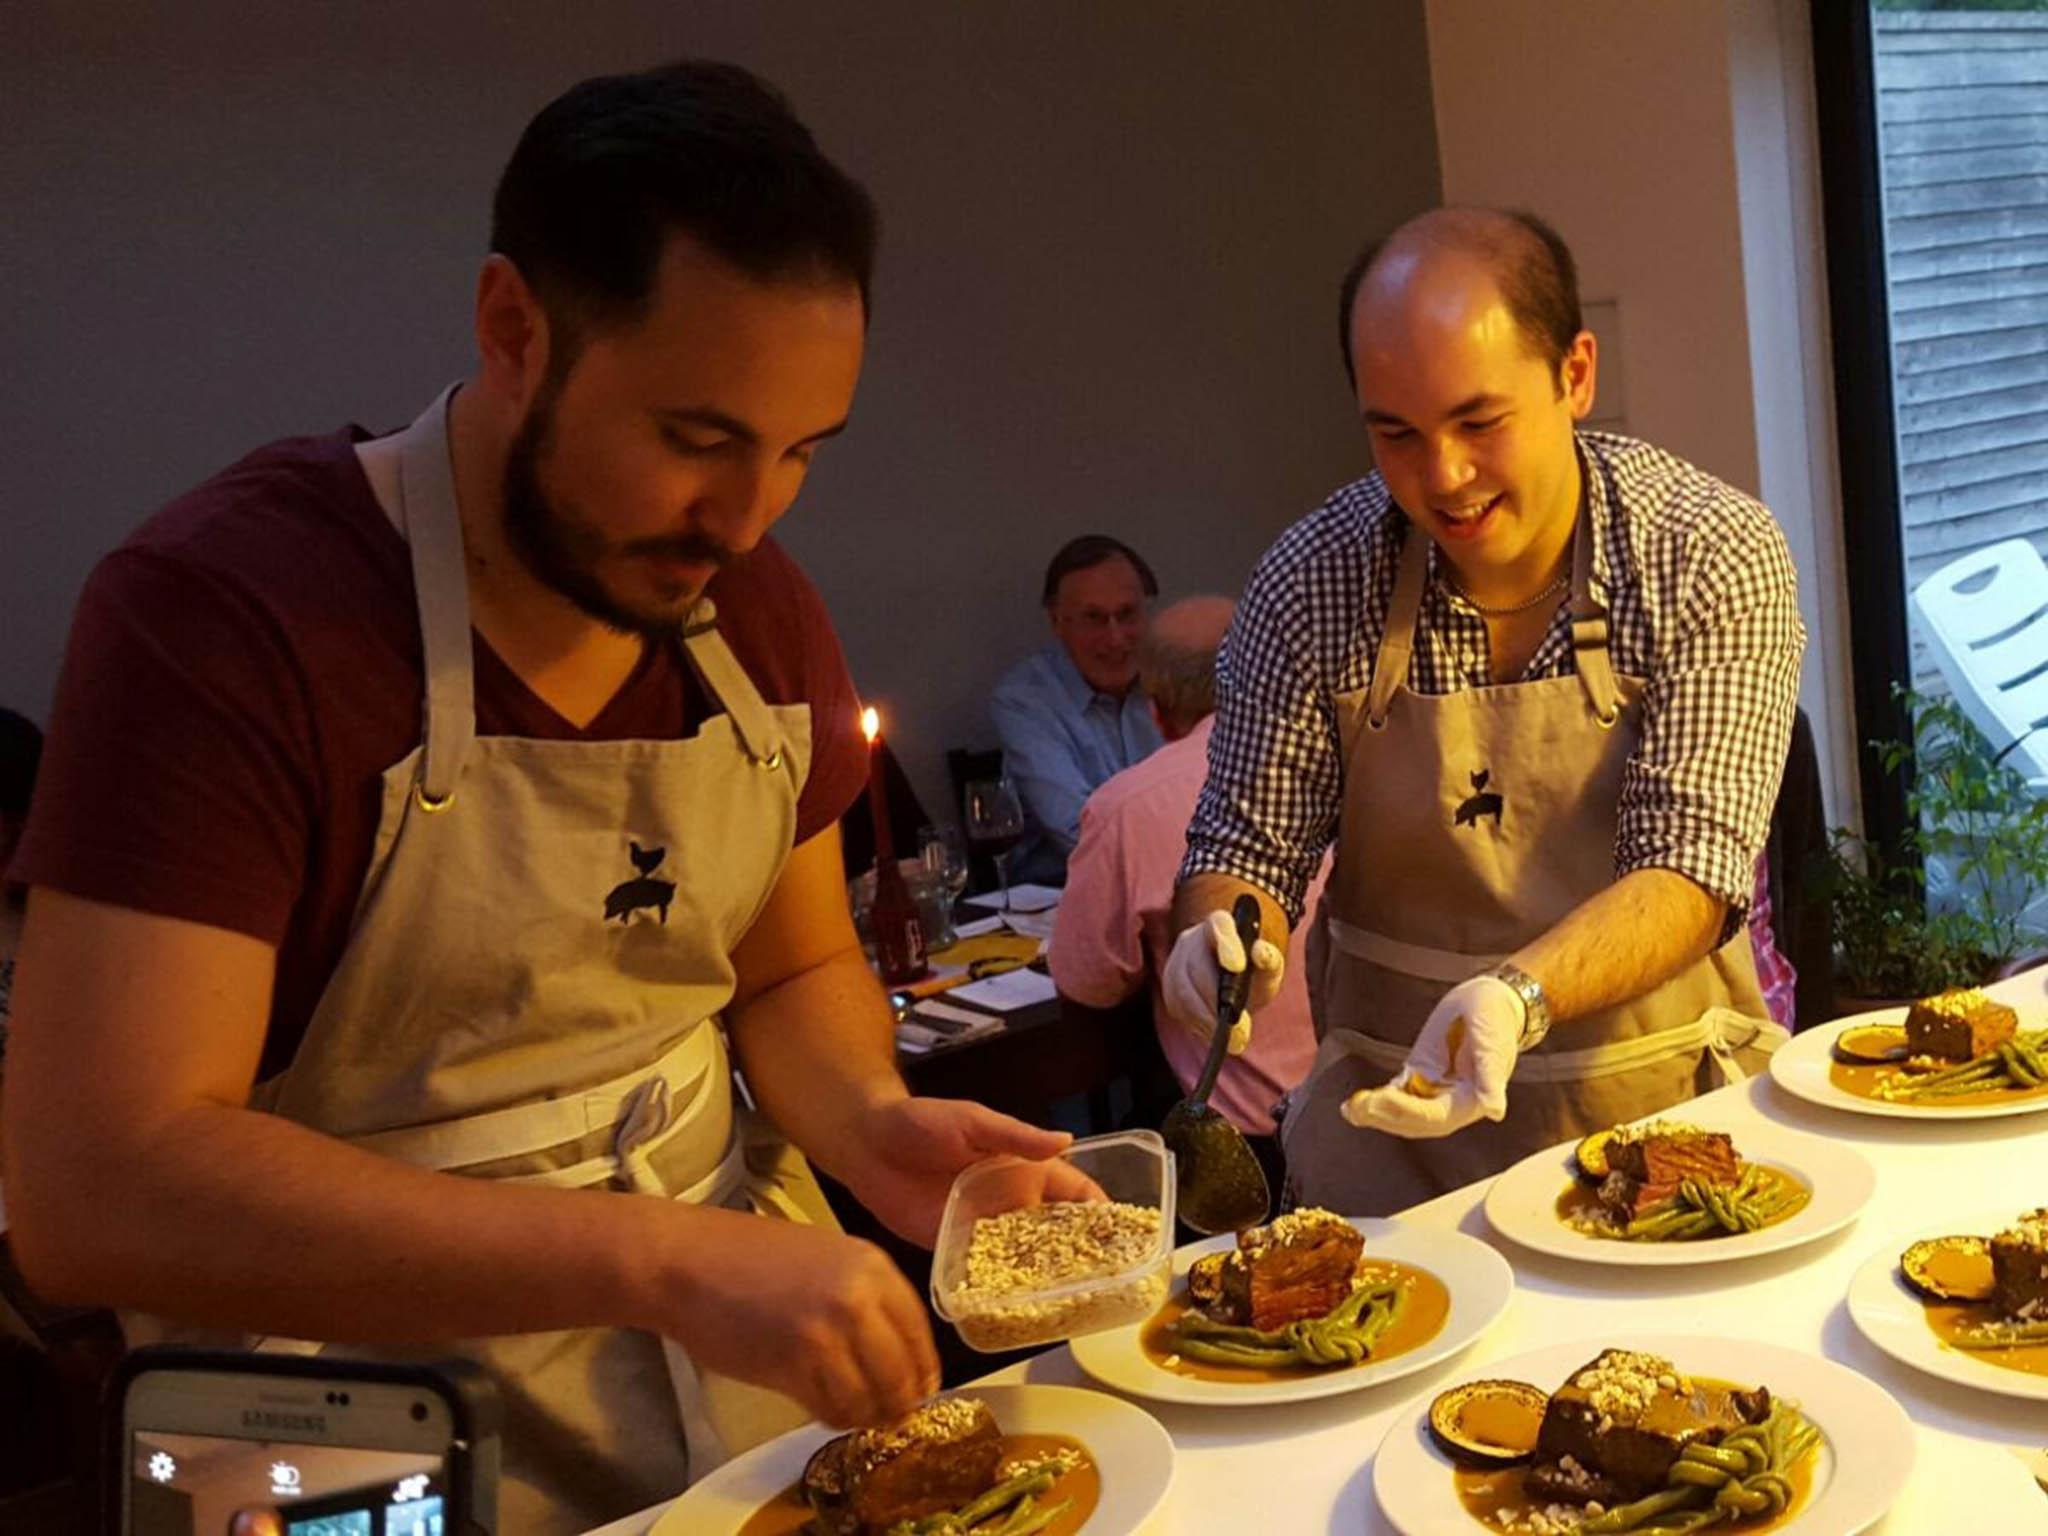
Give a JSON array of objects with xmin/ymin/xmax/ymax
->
[
  {"xmin": 1341, "ymin": 974, "xmax": 1524, "ymax": 1138},
  {"xmin": 1159, "ymin": 910, "xmax": 1285, "ymax": 1055},
  {"xmin": 834, "ymin": 1098, "xmax": 1087, "ymax": 1247},
  {"xmin": 662, "ymin": 1206, "xmax": 941, "ymax": 1428}
]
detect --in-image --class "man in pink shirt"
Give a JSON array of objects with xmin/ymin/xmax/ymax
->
[{"xmin": 1049, "ymin": 597, "xmax": 1325, "ymax": 1160}]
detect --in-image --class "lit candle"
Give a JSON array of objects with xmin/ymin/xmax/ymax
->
[{"xmin": 861, "ymin": 706, "xmax": 895, "ymax": 868}]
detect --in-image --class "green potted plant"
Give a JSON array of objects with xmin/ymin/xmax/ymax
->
[{"xmin": 1815, "ymin": 690, "xmax": 2048, "ymax": 1010}]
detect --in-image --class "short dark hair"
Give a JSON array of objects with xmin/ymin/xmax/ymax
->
[
  {"xmin": 1337, "ymin": 208, "xmax": 1582, "ymax": 390},
  {"xmin": 1041, "ymin": 536, "xmax": 1159, "ymax": 608},
  {"xmin": 491, "ymin": 60, "xmax": 879, "ymax": 352},
  {"xmin": 0, "ymin": 708, "xmax": 42, "ymax": 821}
]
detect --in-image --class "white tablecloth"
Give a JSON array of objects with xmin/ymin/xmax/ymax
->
[{"xmin": 587, "ymin": 1071, "xmax": 2048, "ymax": 1533}]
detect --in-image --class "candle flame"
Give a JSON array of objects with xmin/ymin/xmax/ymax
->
[{"xmin": 860, "ymin": 706, "xmax": 880, "ymax": 742}]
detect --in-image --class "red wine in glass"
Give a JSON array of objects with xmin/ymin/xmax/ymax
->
[{"xmin": 963, "ymin": 778, "xmax": 1026, "ymax": 912}]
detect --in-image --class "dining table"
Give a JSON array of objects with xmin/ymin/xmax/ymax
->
[{"xmin": 586, "ymin": 1050, "xmax": 2048, "ymax": 1534}]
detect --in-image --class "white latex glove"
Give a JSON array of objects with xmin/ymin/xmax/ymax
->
[
  {"xmin": 1342, "ymin": 974, "xmax": 1526, "ymax": 1138},
  {"xmin": 1159, "ymin": 909, "xmax": 1286, "ymax": 1056}
]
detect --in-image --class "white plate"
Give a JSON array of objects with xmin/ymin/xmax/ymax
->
[
  {"xmin": 648, "ymin": 1384, "xmax": 1172, "ymax": 1536},
  {"xmin": 1483, "ymin": 1117, "xmax": 1875, "ymax": 1266},
  {"xmin": 1770, "ymin": 969, "xmax": 2048, "ymax": 1121},
  {"xmin": 1373, "ymin": 1333, "xmax": 1914, "ymax": 1536},
  {"xmin": 1848, "ymin": 1213, "xmax": 2048, "ymax": 1402},
  {"xmin": 1067, "ymin": 1216, "xmax": 1512, "ymax": 1406}
]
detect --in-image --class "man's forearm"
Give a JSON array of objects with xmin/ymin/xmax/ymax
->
[
  {"xmin": 726, "ymin": 943, "xmax": 907, "ymax": 1187},
  {"xmin": 1170, "ymin": 871, "xmax": 1292, "ymax": 954},
  {"xmin": 1511, "ymin": 867, "xmax": 1726, "ymax": 1025},
  {"xmin": 10, "ymin": 1097, "xmax": 734, "ymax": 1346}
]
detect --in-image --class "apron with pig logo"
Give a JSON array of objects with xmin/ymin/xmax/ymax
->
[{"xmin": 132, "ymin": 386, "xmax": 834, "ymax": 1534}]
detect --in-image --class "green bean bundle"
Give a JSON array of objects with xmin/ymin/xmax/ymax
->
[
  {"xmin": 884, "ymin": 1464, "xmax": 1073, "ymax": 1536},
  {"xmin": 1949, "ymin": 1316, "xmax": 2048, "ymax": 1349},
  {"xmin": 1882, "ymin": 1028, "xmax": 2048, "ymax": 1101},
  {"xmin": 1579, "ymin": 1401, "xmax": 1820, "ymax": 1533},
  {"xmin": 1165, "ymin": 1279, "xmax": 1406, "ymax": 1368},
  {"xmin": 1621, "ymin": 1164, "xmax": 1805, "ymax": 1242}
]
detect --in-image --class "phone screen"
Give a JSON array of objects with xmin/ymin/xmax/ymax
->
[{"xmin": 128, "ymin": 1429, "xmax": 446, "ymax": 1536}]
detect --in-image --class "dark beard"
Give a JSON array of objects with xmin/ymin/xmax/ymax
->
[{"xmin": 500, "ymin": 386, "xmax": 730, "ymax": 639}]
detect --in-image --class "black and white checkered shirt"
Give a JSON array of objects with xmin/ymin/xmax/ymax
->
[{"xmin": 1182, "ymin": 430, "xmax": 1806, "ymax": 933}]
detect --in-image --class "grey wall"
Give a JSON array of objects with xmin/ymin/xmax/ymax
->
[{"xmin": 3, "ymin": 2, "xmax": 1440, "ymax": 823}]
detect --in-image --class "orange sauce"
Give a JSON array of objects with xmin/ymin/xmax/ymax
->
[
  {"xmin": 1452, "ymin": 1378, "xmax": 1817, "ymax": 1533},
  {"xmin": 1553, "ymin": 1164, "xmax": 1810, "ymax": 1238},
  {"xmin": 1829, "ymin": 1057, "xmax": 2048, "ymax": 1108},
  {"xmin": 736, "ymin": 1434, "xmax": 1097, "ymax": 1536},
  {"xmin": 1138, "ymin": 1259, "xmax": 1449, "ymax": 1382}
]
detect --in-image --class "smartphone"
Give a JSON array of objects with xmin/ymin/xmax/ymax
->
[{"xmin": 110, "ymin": 1348, "xmax": 498, "ymax": 1536}]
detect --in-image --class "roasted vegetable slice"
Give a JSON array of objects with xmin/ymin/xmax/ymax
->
[
  {"xmin": 1900, "ymin": 1235, "xmax": 1996, "ymax": 1303},
  {"xmin": 1573, "ymin": 1127, "xmax": 1619, "ymax": 1182},
  {"xmin": 1427, "ymin": 1378, "xmax": 1549, "ymax": 1468},
  {"xmin": 1832, "ymin": 1025, "xmax": 1912, "ymax": 1066}
]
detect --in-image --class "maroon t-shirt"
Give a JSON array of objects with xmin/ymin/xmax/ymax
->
[{"xmin": 16, "ymin": 428, "xmax": 868, "ymax": 1078}]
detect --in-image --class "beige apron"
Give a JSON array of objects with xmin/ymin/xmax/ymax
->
[
  {"xmin": 145, "ymin": 388, "xmax": 836, "ymax": 1534},
  {"xmin": 1282, "ymin": 484, "xmax": 1783, "ymax": 1217}
]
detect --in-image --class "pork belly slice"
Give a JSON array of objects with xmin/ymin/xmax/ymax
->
[
  {"xmin": 1905, "ymin": 989, "xmax": 2018, "ymax": 1062},
  {"xmin": 1214, "ymin": 1207, "xmax": 1364, "ymax": 1330},
  {"xmin": 802, "ymin": 1397, "xmax": 1002, "ymax": 1536},
  {"xmin": 1528, "ymin": 1350, "xmax": 1770, "ymax": 1501},
  {"xmin": 1991, "ymin": 1209, "xmax": 2048, "ymax": 1321}
]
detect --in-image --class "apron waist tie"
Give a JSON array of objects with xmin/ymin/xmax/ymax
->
[
  {"xmin": 349, "ymin": 1022, "xmax": 722, "ymax": 1173},
  {"xmin": 1334, "ymin": 1005, "xmax": 1787, "ymax": 1085},
  {"xmin": 1325, "ymin": 918, "xmax": 1507, "ymax": 982}
]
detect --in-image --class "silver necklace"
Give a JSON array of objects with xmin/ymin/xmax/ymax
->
[{"xmin": 1446, "ymin": 568, "xmax": 1569, "ymax": 618}]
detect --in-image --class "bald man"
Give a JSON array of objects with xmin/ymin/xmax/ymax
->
[
  {"xmin": 1159, "ymin": 208, "xmax": 1802, "ymax": 1215},
  {"xmin": 1048, "ymin": 598, "xmax": 1321, "ymax": 1180}
]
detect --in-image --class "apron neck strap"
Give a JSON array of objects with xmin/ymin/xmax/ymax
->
[
  {"xmin": 1367, "ymin": 451, "xmax": 1622, "ymax": 731},
  {"xmin": 679, "ymin": 600, "xmax": 790, "ymax": 771},
  {"xmin": 1365, "ymin": 527, "xmax": 1430, "ymax": 728},
  {"xmin": 1566, "ymin": 450, "xmax": 1622, "ymax": 726},
  {"xmin": 395, "ymin": 384, "xmax": 476, "ymax": 808}
]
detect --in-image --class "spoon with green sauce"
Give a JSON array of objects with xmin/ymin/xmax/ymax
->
[{"xmin": 1162, "ymin": 893, "xmax": 1273, "ymax": 1236}]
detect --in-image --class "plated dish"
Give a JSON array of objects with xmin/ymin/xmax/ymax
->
[
  {"xmin": 1484, "ymin": 1118, "xmax": 1873, "ymax": 1267},
  {"xmin": 650, "ymin": 1385, "xmax": 1173, "ymax": 1536},
  {"xmin": 1558, "ymin": 1120, "xmax": 1810, "ymax": 1242},
  {"xmin": 1374, "ymin": 1335, "xmax": 1915, "ymax": 1536},
  {"xmin": 1069, "ymin": 1213, "xmax": 1512, "ymax": 1406},
  {"xmin": 1848, "ymin": 1208, "xmax": 2048, "ymax": 1401},
  {"xmin": 1771, "ymin": 980, "xmax": 2048, "ymax": 1120}
]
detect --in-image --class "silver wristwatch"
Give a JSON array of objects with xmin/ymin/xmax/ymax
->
[{"xmin": 1489, "ymin": 962, "xmax": 1551, "ymax": 1050}]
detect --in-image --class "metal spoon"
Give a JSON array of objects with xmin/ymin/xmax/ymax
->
[{"xmin": 1161, "ymin": 893, "xmax": 1273, "ymax": 1235}]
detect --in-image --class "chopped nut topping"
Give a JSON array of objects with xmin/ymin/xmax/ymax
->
[
  {"xmin": 1569, "ymin": 1349, "xmax": 1688, "ymax": 1428},
  {"xmin": 958, "ymin": 1201, "xmax": 1161, "ymax": 1297},
  {"xmin": 1919, "ymin": 988, "xmax": 1993, "ymax": 1022},
  {"xmin": 1998, "ymin": 1208, "xmax": 2048, "ymax": 1253},
  {"xmin": 816, "ymin": 1397, "xmax": 989, "ymax": 1492},
  {"xmin": 950, "ymin": 1200, "xmax": 1167, "ymax": 1349}
]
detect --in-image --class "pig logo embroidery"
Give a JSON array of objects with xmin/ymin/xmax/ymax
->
[
  {"xmin": 604, "ymin": 841, "xmax": 676, "ymax": 924},
  {"xmin": 1453, "ymin": 768, "xmax": 1504, "ymax": 830}
]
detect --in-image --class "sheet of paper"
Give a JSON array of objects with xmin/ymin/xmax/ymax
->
[
  {"xmin": 950, "ymin": 965, "xmax": 1059, "ymax": 1012},
  {"xmin": 998, "ymin": 883, "xmax": 1064, "ymax": 913},
  {"xmin": 913, "ymin": 999, "xmax": 1001, "ymax": 1029}
]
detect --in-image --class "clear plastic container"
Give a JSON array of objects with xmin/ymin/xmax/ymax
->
[{"xmin": 929, "ymin": 1128, "xmax": 1176, "ymax": 1352}]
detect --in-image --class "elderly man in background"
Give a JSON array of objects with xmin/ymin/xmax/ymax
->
[
  {"xmin": 1048, "ymin": 596, "xmax": 1322, "ymax": 1193},
  {"xmin": 990, "ymin": 535, "xmax": 1163, "ymax": 885}
]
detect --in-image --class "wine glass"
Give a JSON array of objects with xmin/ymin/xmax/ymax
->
[
  {"xmin": 962, "ymin": 778, "xmax": 1026, "ymax": 913},
  {"xmin": 918, "ymin": 823, "xmax": 970, "ymax": 942}
]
